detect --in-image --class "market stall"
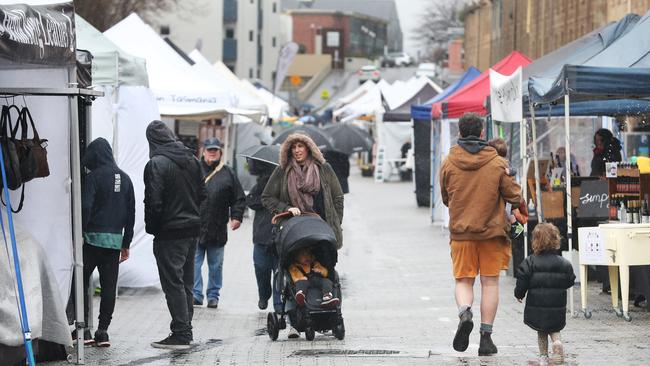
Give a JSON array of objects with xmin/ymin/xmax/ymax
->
[{"xmin": 0, "ymin": 1, "xmax": 103, "ymax": 364}]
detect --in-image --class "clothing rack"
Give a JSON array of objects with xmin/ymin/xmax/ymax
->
[{"xmin": 0, "ymin": 86, "xmax": 103, "ymax": 365}]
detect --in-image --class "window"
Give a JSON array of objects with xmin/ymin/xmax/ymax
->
[
  {"xmin": 257, "ymin": 69, "xmax": 261, "ymax": 79},
  {"xmin": 225, "ymin": 28, "xmax": 235, "ymax": 39},
  {"xmin": 273, "ymin": 2, "xmax": 277, "ymax": 13},
  {"xmin": 272, "ymin": 37, "xmax": 277, "ymax": 47},
  {"xmin": 249, "ymin": 68, "xmax": 254, "ymax": 78},
  {"xmin": 249, "ymin": 30, "xmax": 254, "ymax": 42}
]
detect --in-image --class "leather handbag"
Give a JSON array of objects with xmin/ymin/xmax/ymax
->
[
  {"xmin": 0, "ymin": 105, "xmax": 23, "ymax": 190},
  {"xmin": 15, "ymin": 107, "xmax": 49, "ymax": 180}
]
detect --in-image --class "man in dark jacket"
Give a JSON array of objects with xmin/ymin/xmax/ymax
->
[
  {"xmin": 246, "ymin": 159, "xmax": 280, "ymax": 311},
  {"xmin": 81, "ymin": 138, "xmax": 135, "ymax": 347},
  {"xmin": 193, "ymin": 138, "xmax": 246, "ymax": 309},
  {"xmin": 144, "ymin": 121, "xmax": 205, "ymax": 350}
]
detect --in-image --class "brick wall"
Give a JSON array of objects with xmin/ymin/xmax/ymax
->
[{"xmin": 292, "ymin": 13, "xmax": 348, "ymax": 53}]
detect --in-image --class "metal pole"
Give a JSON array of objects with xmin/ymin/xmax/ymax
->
[
  {"xmin": 531, "ymin": 111, "xmax": 544, "ymax": 221},
  {"xmin": 564, "ymin": 91, "xmax": 575, "ymax": 316},
  {"xmin": 70, "ymin": 93, "xmax": 85, "ymax": 364},
  {"xmin": 521, "ymin": 116, "xmax": 528, "ymax": 258}
]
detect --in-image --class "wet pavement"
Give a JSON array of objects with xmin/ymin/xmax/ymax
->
[{"xmin": 49, "ymin": 169, "xmax": 650, "ymax": 365}]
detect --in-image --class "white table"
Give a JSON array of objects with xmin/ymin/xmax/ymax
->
[{"xmin": 579, "ymin": 224, "xmax": 650, "ymax": 321}]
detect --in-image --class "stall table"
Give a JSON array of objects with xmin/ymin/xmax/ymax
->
[{"xmin": 579, "ymin": 223, "xmax": 650, "ymax": 321}]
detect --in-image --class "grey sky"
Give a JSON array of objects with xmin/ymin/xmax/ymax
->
[{"xmin": 395, "ymin": 0, "xmax": 431, "ymax": 57}]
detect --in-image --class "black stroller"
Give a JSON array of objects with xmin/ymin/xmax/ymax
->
[{"xmin": 266, "ymin": 213, "xmax": 345, "ymax": 341}]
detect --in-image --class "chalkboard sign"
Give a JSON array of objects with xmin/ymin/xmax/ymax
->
[{"xmin": 578, "ymin": 180, "xmax": 609, "ymax": 219}]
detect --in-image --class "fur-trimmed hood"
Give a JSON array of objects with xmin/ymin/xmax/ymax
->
[{"xmin": 279, "ymin": 133, "xmax": 326, "ymax": 169}]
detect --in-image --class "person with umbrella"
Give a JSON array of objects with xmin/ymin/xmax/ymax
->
[
  {"xmin": 262, "ymin": 133, "xmax": 344, "ymax": 338},
  {"xmin": 244, "ymin": 153, "xmax": 281, "ymax": 312}
]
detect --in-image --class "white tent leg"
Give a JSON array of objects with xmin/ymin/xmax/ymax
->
[
  {"xmin": 565, "ymin": 93, "xmax": 575, "ymax": 317},
  {"xmin": 69, "ymin": 93, "xmax": 85, "ymax": 364}
]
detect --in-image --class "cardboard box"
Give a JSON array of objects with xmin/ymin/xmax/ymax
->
[{"xmin": 542, "ymin": 191, "xmax": 565, "ymax": 219}]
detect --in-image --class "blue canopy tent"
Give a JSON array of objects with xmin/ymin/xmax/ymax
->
[{"xmin": 410, "ymin": 67, "xmax": 481, "ymax": 208}]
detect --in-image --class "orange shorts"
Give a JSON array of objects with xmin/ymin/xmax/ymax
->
[{"xmin": 450, "ymin": 238, "xmax": 511, "ymax": 279}]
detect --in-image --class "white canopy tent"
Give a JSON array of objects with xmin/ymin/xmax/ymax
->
[
  {"xmin": 333, "ymin": 81, "xmax": 385, "ymax": 122},
  {"xmin": 105, "ymin": 14, "xmax": 245, "ymax": 119},
  {"xmin": 242, "ymin": 80, "xmax": 290, "ymax": 121},
  {"xmin": 76, "ymin": 16, "xmax": 161, "ymax": 289}
]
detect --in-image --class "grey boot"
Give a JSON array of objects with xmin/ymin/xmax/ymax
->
[{"xmin": 478, "ymin": 331, "xmax": 498, "ymax": 356}]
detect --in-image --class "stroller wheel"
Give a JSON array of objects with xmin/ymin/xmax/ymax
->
[
  {"xmin": 333, "ymin": 318, "xmax": 345, "ymax": 340},
  {"xmin": 267, "ymin": 312, "xmax": 279, "ymax": 341},
  {"xmin": 305, "ymin": 326, "xmax": 316, "ymax": 341}
]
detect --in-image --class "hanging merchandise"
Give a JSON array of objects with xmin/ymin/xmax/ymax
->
[
  {"xmin": 15, "ymin": 107, "xmax": 50, "ymax": 180},
  {"xmin": 0, "ymin": 105, "xmax": 23, "ymax": 190}
]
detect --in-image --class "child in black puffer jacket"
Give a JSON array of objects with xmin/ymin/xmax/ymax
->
[{"xmin": 515, "ymin": 223, "xmax": 575, "ymax": 365}]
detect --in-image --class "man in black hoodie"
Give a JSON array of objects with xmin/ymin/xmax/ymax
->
[
  {"xmin": 81, "ymin": 138, "xmax": 135, "ymax": 347},
  {"xmin": 144, "ymin": 121, "xmax": 205, "ymax": 350}
]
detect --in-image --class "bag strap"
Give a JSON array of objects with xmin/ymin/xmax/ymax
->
[
  {"xmin": 20, "ymin": 107, "xmax": 41, "ymax": 142},
  {"xmin": 1, "ymin": 184, "xmax": 25, "ymax": 213},
  {"xmin": 2, "ymin": 105, "xmax": 21, "ymax": 139}
]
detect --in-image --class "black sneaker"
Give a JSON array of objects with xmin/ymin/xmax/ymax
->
[
  {"xmin": 207, "ymin": 299, "xmax": 219, "ymax": 309},
  {"xmin": 478, "ymin": 331, "xmax": 498, "ymax": 356},
  {"xmin": 94, "ymin": 329, "xmax": 110, "ymax": 348},
  {"xmin": 151, "ymin": 334, "xmax": 191, "ymax": 350},
  {"xmin": 193, "ymin": 298, "xmax": 203, "ymax": 306},
  {"xmin": 452, "ymin": 308, "xmax": 473, "ymax": 352},
  {"xmin": 258, "ymin": 298, "xmax": 268, "ymax": 310},
  {"xmin": 72, "ymin": 328, "xmax": 95, "ymax": 346}
]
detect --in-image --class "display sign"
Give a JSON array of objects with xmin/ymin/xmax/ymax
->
[
  {"xmin": 578, "ymin": 180, "xmax": 609, "ymax": 218},
  {"xmin": 0, "ymin": 2, "xmax": 76, "ymax": 65},
  {"xmin": 326, "ymin": 31, "xmax": 340, "ymax": 47},
  {"xmin": 489, "ymin": 66, "xmax": 523, "ymax": 123},
  {"xmin": 578, "ymin": 227, "xmax": 606, "ymax": 265}
]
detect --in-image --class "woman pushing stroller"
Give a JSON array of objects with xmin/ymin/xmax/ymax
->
[{"xmin": 262, "ymin": 133, "xmax": 345, "ymax": 340}]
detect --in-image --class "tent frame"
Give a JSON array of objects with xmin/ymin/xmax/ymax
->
[{"xmin": 0, "ymin": 85, "xmax": 103, "ymax": 365}]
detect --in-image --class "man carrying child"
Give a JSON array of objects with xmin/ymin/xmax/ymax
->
[{"xmin": 440, "ymin": 112, "xmax": 526, "ymax": 356}]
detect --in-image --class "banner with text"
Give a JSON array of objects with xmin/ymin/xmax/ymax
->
[
  {"xmin": 489, "ymin": 67, "xmax": 523, "ymax": 123},
  {"xmin": 0, "ymin": 2, "xmax": 76, "ymax": 66}
]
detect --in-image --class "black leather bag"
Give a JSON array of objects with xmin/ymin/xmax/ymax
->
[
  {"xmin": 14, "ymin": 107, "xmax": 49, "ymax": 181},
  {"xmin": 0, "ymin": 105, "xmax": 23, "ymax": 190}
]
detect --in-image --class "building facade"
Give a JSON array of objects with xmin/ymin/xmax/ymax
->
[
  {"xmin": 282, "ymin": 0, "xmax": 403, "ymax": 52},
  {"xmin": 154, "ymin": 0, "xmax": 285, "ymax": 87},
  {"xmin": 288, "ymin": 10, "xmax": 387, "ymax": 65},
  {"xmin": 463, "ymin": 0, "xmax": 650, "ymax": 71}
]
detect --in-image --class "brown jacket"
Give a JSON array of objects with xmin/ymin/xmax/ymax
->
[
  {"xmin": 440, "ymin": 138, "xmax": 522, "ymax": 241},
  {"xmin": 289, "ymin": 261, "xmax": 329, "ymax": 283}
]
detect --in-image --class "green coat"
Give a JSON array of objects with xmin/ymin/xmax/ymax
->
[{"xmin": 262, "ymin": 162, "xmax": 344, "ymax": 248}]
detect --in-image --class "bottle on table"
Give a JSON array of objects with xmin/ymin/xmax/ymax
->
[{"xmin": 642, "ymin": 195, "xmax": 650, "ymax": 224}]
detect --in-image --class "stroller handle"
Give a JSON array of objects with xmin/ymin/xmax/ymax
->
[{"xmin": 271, "ymin": 211, "xmax": 320, "ymax": 225}]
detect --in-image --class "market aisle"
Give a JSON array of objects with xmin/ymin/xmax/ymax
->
[{"xmin": 50, "ymin": 169, "xmax": 650, "ymax": 365}]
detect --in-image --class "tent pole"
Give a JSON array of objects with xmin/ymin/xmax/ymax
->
[
  {"xmin": 564, "ymin": 92, "xmax": 575, "ymax": 317},
  {"xmin": 430, "ymin": 119, "xmax": 435, "ymax": 223},
  {"xmin": 521, "ymin": 115, "xmax": 529, "ymax": 259},
  {"xmin": 531, "ymin": 111, "xmax": 544, "ymax": 222},
  {"xmin": 69, "ymin": 93, "xmax": 85, "ymax": 364}
]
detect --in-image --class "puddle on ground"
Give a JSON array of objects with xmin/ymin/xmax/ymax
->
[{"xmin": 115, "ymin": 339, "xmax": 222, "ymax": 366}]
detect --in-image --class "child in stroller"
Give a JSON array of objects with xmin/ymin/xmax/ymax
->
[
  {"xmin": 266, "ymin": 214, "xmax": 345, "ymax": 341},
  {"xmin": 289, "ymin": 247, "xmax": 340, "ymax": 308}
]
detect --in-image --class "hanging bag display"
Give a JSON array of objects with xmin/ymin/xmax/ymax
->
[
  {"xmin": 0, "ymin": 105, "xmax": 23, "ymax": 190},
  {"xmin": 14, "ymin": 107, "xmax": 49, "ymax": 181}
]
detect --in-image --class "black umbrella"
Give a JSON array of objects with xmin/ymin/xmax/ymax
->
[
  {"xmin": 238, "ymin": 144, "xmax": 281, "ymax": 166},
  {"xmin": 272, "ymin": 125, "xmax": 335, "ymax": 151},
  {"xmin": 322, "ymin": 123, "xmax": 374, "ymax": 155}
]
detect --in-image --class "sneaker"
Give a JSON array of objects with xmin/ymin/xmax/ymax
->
[
  {"xmin": 511, "ymin": 222, "xmax": 524, "ymax": 239},
  {"xmin": 295, "ymin": 290, "xmax": 306, "ymax": 307},
  {"xmin": 193, "ymin": 298, "xmax": 203, "ymax": 307},
  {"xmin": 258, "ymin": 298, "xmax": 268, "ymax": 310},
  {"xmin": 452, "ymin": 308, "xmax": 473, "ymax": 352},
  {"xmin": 72, "ymin": 328, "xmax": 95, "ymax": 346},
  {"xmin": 551, "ymin": 339, "xmax": 564, "ymax": 364},
  {"xmin": 207, "ymin": 299, "xmax": 219, "ymax": 309},
  {"xmin": 478, "ymin": 331, "xmax": 498, "ymax": 356},
  {"xmin": 151, "ymin": 334, "xmax": 191, "ymax": 350},
  {"xmin": 94, "ymin": 329, "xmax": 110, "ymax": 348},
  {"xmin": 321, "ymin": 293, "xmax": 340, "ymax": 308},
  {"xmin": 287, "ymin": 326, "xmax": 300, "ymax": 339}
]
